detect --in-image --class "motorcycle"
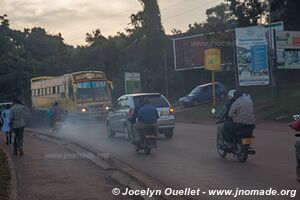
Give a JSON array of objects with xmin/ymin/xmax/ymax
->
[
  {"xmin": 212, "ymin": 108, "xmax": 256, "ymax": 163},
  {"xmin": 289, "ymin": 114, "xmax": 300, "ymax": 183},
  {"xmin": 52, "ymin": 119, "xmax": 63, "ymax": 133},
  {"xmin": 133, "ymin": 125, "xmax": 157, "ymax": 155}
]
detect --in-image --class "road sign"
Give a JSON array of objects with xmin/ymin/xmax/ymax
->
[{"xmin": 204, "ymin": 48, "xmax": 221, "ymax": 71}]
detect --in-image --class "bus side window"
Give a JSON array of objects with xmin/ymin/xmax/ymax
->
[
  {"xmin": 52, "ymin": 86, "xmax": 56, "ymax": 94},
  {"xmin": 68, "ymin": 81, "xmax": 74, "ymax": 100}
]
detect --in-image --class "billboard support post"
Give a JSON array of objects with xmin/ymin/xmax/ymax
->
[
  {"xmin": 204, "ymin": 48, "xmax": 221, "ymax": 106},
  {"xmin": 212, "ymin": 71, "xmax": 216, "ymax": 106}
]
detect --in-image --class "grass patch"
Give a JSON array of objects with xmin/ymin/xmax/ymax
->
[
  {"xmin": 0, "ymin": 148, "xmax": 10, "ymax": 200},
  {"xmin": 175, "ymin": 100, "xmax": 226, "ymax": 124},
  {"xmin": 258, "ymin": 89, "xmax": 300, "ymax": 121},
  {"xmin": 175, "ymin": 85, "xmax": 300, "ymax": 123}
]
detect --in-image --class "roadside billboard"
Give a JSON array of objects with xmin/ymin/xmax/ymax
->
[
  {"xmin": 124, "ymin": 72, "xmax": 141, "ymax": 94},
  {"xmin": 275, "ymin": 31, "xmax": 300, "ymax": 69},
  {"xmin": 265, "ymin": 22, "xmax": 284, "ymax": 67},
  {"xmin": 173, "ymin": 31, "xmax": 234, "ymax": 71},
  {"xmin": 235, "ymin": 26, "xmax": 270, "ymax": 86},
  {"xmin": 276, "ymin": 31, "xmax": 300, "ymax": 49}
]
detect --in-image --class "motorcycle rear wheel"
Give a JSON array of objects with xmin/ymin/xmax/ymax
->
[
  {"xmin": 144, "ymin": 147, "xmax": 151, "ymax": 155},
  {"xmin": 236, "ymin": 145, "xmax": 248, "ymax": 163}
]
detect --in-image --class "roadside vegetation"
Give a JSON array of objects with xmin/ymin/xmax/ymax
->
[
  {"xmin": 175, "ymin": 85, "xmax": 300, "ymax": 123},
  {"xmin": 0, "ymin": 148, "xmax": 10, "ymax": 200},
  {"xmin": 2, "ymin": 1, "xmax": 299, "ymax": 105}
]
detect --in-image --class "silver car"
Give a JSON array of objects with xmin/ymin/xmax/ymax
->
[{"xmin": 106, "ymin": 93, "xmax": 175, "ymax": 140}]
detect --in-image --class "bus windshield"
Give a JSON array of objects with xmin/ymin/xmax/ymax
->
[{"xmin": 76, "ymin": 80, "xmax": 109, "ymax": 103}]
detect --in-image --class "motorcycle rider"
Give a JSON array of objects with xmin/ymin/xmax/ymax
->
[
  {"xmin": 223, "ymin": 90, "xmax": 255, "ymax": 145},
  {"xmin": 133, "ymin": 97, "xmax": 159, "ymax": 145},
  {"xmin": 51, "ymin": 102, "xmax": 64, "ymax": 126},
  {"xmin": 216, "ymin": 90, "xmax": 237, "ymax": 146},
  {"xmin": 289, "ymin": 119, "xmax": 300, "ymax": 181}
]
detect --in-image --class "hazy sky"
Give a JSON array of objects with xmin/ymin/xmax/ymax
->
[{"xmin": 1, "ymin": 0, "xmax": 223, "ymax": 46}]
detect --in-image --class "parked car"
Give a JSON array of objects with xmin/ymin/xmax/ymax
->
[
  {"xmin": 106, "ymin": 93, "xmax": 175, "ymax": 140},
  {"xmin": 178, "ymin": 82, "xmax": 226, "ymax": 107}
]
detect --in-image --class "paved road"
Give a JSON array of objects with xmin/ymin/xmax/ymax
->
[{"xmin": 29, "ymin": 122, "xmax": 299, "ymax": 199}]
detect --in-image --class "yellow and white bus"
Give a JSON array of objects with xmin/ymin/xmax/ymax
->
[{"xmin": 31, "ymin": 71, "xmax": 112, "ymax": 120}]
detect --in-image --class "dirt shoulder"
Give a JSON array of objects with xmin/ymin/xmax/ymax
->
[
  {"xmin": 6, "ymin": 132, "xmax": 141, "ymax": 200},
  {"xmin": 0, "ymin": 147, "xmax": 10, "ymax": 200}
]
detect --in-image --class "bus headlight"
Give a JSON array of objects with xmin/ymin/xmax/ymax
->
[
  {"xmin": 105, "ymin": 106, "xmax": 110, "ymax": 111},
  {"xmin": 81, "ymin": 108, "xmax": 88, "ymax": 113}
]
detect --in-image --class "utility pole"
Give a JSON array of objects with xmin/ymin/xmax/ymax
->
[{"xmin": 163, "ymin": 48, "xmax": 169, "ymax": 99}]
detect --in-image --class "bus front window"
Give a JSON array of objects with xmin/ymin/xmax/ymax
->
[
  {"xmin": 76, "ymin": 81, "xmax": 109, "ymax": 103},
  {"xmin": 76, "ymin": 82, "xmax": 93, "ymax": 103},
  {"xmin": 91, "ymin": 81, "xmax": 110, "ymax": 101}
]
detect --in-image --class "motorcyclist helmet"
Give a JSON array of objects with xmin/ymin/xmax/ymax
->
[{"xmin": 227, "ymin": 90, "xmax": 236, "ymax": 99}]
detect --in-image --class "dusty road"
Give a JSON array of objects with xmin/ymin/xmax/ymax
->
[{"xmin": 29, "ymin": 121, "xmax": 299, "ymax": 199}]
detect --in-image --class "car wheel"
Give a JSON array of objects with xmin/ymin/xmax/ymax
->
[
  {"xmin": 106, "ymin": 122, "xmax": 115, "ymax": 138},
  {"xmin": 123, "ymin": 125, "xmax": 132, "ymax": 141},
  {"xmin": 164, "ymin": 128, "xmax": 174, "ymax": 139}
]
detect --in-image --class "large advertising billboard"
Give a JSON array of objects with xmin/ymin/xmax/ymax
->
[
  {"xmin": 173, "ymin": 31, "xmax": 234, "ymax": 71},
  {"xmin": 275, "ymin": 31, "xmax": 300, "ymax": 69},
  {"xmin": 235, "ymin": 26, "xmax": 270, "ymax": 86}
]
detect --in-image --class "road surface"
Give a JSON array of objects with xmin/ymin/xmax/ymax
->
[{"xmin": 29, "ymin": 121, "xmax": 299, "ymax": 199}]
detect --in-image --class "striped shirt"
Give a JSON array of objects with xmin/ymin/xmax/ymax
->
[{"xmin": 228, "ymin": 96, "xmax": 255, "ymax": 125}]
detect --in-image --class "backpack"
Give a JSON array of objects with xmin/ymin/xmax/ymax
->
[{"xmin": 47, "ymin": 108, "xmax": 54, "ymax": 120}]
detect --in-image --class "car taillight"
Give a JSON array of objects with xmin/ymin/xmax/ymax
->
[
  {"xmin": 169, "ymin": 107, "xmax": 174, "ymax": 114},
  {"xmin": 128, "ymin": 108, "xmax": 135, "ymax": 118}
]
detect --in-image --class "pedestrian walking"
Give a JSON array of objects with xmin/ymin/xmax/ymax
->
[
  {"xmin": 10, "ymin": 98, "xmax": 27, "ymax": 156},
  {"xmin": 1, "ymin": 104, "xmax": 12, "ymax": 145}
]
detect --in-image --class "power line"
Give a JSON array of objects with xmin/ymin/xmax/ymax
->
[
  {"xmin": 66, "ymin": 0, "xmax": 223, "ymax": 44},
  {"xmin": 65, "ymin": 0, "xmax": 187, "ymax": 36},
  {"xmin": 164, "ymin": 0, "xmax": 221, "ymax": 21}
]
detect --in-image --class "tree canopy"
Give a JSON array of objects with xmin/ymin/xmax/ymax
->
[{"xmin": 0, "ymin": 0, "xmax": 282, "ymax": 104}]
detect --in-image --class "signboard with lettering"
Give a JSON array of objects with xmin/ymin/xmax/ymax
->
[
  {"xmin": 275, "ymin": 31, "xmax": 300, "ymax": 69},
  {"xmin": 172, "ymin": 31, "xmax": 234, "ymax": 71},
  {"xmin": 235, "ymin": 26, "xmax": 270, "ymax": 86},
  {"xmin": 125, "ymin": 72, "xmax": 141, "ymax": 94},
  {"xmin": 276, "ymin": 31, "xmax": 300, "ymax": 49},
  {"xmin": 73, "ymin": 72, "xmax": 106, "ymax": 82},
  {"xmin": 204, "ymin": 48, "xmax": 221, "ymax": 71}
]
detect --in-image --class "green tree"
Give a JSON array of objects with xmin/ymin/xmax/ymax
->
[
  {"xmin": 225, "ymin": 0, "xmax": 266, "ymax": 26},
  {"xmin": 270, "ymin": 0, "xmax": 300, "ymax": 30},
  {"xmin": 129, "ymin": 0, "xmax": 165, "ymax": 93}
]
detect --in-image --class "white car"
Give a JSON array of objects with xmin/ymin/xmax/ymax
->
[{"xmin": 106, "ymin": 93, "xmax": 175, "ymax": 140}]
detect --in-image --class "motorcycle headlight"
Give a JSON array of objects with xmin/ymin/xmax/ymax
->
[{"xmin": 81, "ymin": 108, "xmax": 88, "ymax": 113}]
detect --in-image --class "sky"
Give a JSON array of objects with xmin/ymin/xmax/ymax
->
[{"xmin": 1, "ymin": 0, "xmax": 224, "ymax": 46}]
